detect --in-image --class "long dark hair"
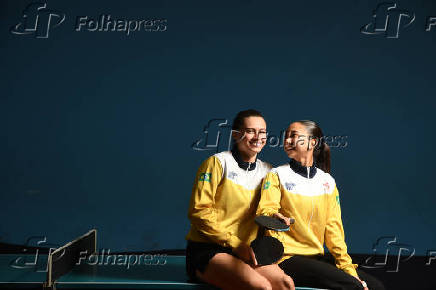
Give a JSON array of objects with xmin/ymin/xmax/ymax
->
[{"xmin": 296, "ymin": 120, "xmax": 331, "ymax": 173}]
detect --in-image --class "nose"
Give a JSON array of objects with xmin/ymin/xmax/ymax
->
[
  {"xmin": 285, "ymin": 137, "xmax": 292, "ymax": 146},
  {"xmin": 250, "ymin": 134, "xmax": 260, "ymax": 143}
]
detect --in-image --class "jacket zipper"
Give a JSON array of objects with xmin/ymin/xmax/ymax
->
[
  {"xmin": 247, "ymin": 162, "xmax": 251, "ymax": 200},
  {"xmin": 307, "ymin": 167, "xmax": 314, "ymax": 229}
]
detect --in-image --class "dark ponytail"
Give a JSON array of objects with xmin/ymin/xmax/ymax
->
[
  {"xmin": 296, "ymin": 120, "xmax": 331, "ymax": 173},
  {"xmin": 315, "ymin": 138, "xmax": 331, "ymax": 173}
]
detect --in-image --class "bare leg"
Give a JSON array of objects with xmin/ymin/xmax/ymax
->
[
  {"xmin": 255, "ymin": 264, "xmax": 295, "ymax": 290},
  {"xmin": 196, "ymin": 253, "xmax": 272, "ymax": 290}
]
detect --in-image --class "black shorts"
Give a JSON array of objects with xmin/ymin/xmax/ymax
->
[{"xmin": 185, "ymin": 240, "xmax": 234, "ymax": 282}]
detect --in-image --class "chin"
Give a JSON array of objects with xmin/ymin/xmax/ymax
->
[
  {"xmin": 246, "ymin": 143, "xmax": 264, "ymax": 153},
  {"xmin": 249, "ymin": 148, "xmax": 262, "ymax": 154}
]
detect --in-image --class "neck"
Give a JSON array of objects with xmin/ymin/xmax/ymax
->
[
  {"xmin": 294, "ymin": 155, "xmax": 313, "ymax": 167},
  {"xmin": 239, "ymin": 150, "xmax": 257, "ymax": 163},
  {"xmin": 231, "ymin": 146, "xmax": 258, "ymax": 171},
  {"xmin": 289, "ymin": 157, "xmax": 317, "ymax": 179}
]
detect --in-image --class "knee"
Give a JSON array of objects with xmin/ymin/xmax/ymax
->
[
  {"xmin": 260, "ymin": 266, "xmax": 294, "ymax": 290},
  {"xmin": 282, "ymin": 274, "xmax": 295, "ymax": 290},
  {"xmin": 250, "ymin": 278, "xmax": 272, "ymax": 290}
]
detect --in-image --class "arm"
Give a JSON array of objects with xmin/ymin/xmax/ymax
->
[
  {"xmin": 256, "ymin": 172, "xmax": 282, "ymax": 217},
  {"xmin": 187, "ymin": 156, "xmax": 242, "ymax": 249},
  {"xmin": 324, "ymin": 185, "xmax": 359, "ymax": 278}
]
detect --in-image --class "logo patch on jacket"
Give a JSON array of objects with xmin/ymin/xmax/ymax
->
[
  {"xmin": 199, "ymin": 173, "xmax": 211, "ymax": 182},
  {"xmin": 336, "ymin": 195, "xmax": 340, "ymax": 205},
  {"xmin": 285, "ymin": 182, "xmax": 296, "ymax": 191},
  {"xmin": 228, "ymin": 171, "xmax": 238, "ymax": 180},
  {"xmin": 323, "ymin": 182, "xmax": 330, "ymax": 192},
  {"xmin": 263, "ymin": 181, "xmax": 271, "ymax": 190}
]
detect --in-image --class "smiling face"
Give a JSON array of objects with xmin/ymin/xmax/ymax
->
[
  {"xmin": 284, "ymin": 122, "xmax": 316, "ymax": 162},
  {"xmin": 233, "ymin": 116, "xmax": 267, "ymax": 160}
]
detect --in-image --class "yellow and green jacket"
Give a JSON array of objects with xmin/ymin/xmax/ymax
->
[
  {"xmin": 186, "ymin": 150, "xmax": 272, "ymax": 249},
  {"xmin": 256, "ymin": 158, "xmax": 358, "ymax": 277}
]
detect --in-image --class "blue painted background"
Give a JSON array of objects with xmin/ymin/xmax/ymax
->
[{"xmin": 1, "ymin": 0, "xmax": 436, "ymax": 255}]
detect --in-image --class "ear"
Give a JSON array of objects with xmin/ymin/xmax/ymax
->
[
  {"xmin": 232, "ymin": 129, "xmax": 244, "ymax": 143},
  {"xmin": 306, "ymin": 136, "xmax": 317, "ymax": 150}
]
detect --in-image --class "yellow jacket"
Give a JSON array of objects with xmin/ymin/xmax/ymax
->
[
  {"xmin": 186, "ymin": 150, "xmax": 272, "ymax": 248},
  {"xmin": 256, "ymin": 160, "xmax": 358, "ymax": 277}
]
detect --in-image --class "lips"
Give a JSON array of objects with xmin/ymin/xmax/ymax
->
[
  {"xmin": 284, "ymin": 146, "xmax": 295, "ymax": 151},
  {"xmin": 249, "ymin": 141, "xmax": 263, "ymax": 148}
]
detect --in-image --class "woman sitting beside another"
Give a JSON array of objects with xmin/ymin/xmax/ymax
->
[
  {"xmin": 257, "ymin": 120, "xmax": 385, "ymax": 290},
  {"xmin": 186, "ymin": 110, "xmax": 294, "ymax": 290}
]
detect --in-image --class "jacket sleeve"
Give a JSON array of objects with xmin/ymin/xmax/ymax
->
[
  {"xmin": 256, "ymin": 171, "xmax": 281, "ymax": 217},
  {"xmin": 187, "ymin": 156, "xmax": 243, "ymax": 249},
  {"xmin": 324, "ymin": 185, "xmax": 359, "ymax": 278}
]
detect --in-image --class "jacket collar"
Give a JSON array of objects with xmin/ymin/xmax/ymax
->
[
  {"xmin": 231, "ymin": 147, "xmax": 257, "ymax": 171},
  {"xmin": 289, "ymin": 158, "xmax": 317, "ymax": 178}
]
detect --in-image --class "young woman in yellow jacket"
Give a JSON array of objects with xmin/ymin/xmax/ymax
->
[
  {"xmin": 186, "ymin": 110, "xmax": 294, "ymax": 290},
  {"xmin": 257, "ymin": 120, "xmax": 385, "ymax": 290}
]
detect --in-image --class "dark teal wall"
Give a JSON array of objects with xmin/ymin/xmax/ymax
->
[{"xmin": 1, "ymin": 0, "xmax": 436, "ymax": 255}]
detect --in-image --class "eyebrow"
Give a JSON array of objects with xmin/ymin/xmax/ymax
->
[{"xmin": 287, "ymin": 130, "xmax": 306, "ymax": 136}]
